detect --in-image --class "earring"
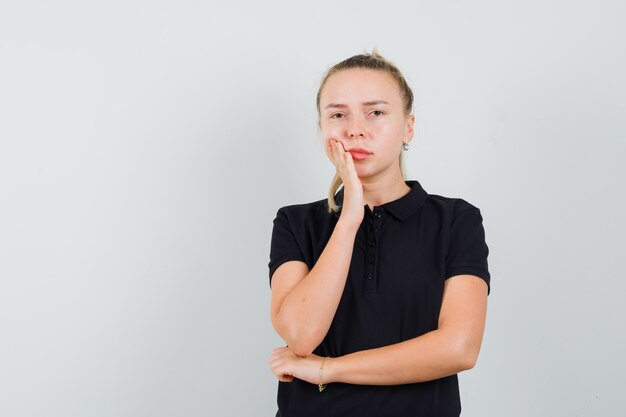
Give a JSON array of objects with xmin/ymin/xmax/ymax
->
[{"xmin": 403, "ymin": 142, "xmax": 409, "ymax": 151}]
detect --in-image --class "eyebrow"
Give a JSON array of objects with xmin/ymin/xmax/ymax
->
[{"xmin": 324, "ymin": 100, "xmax": 390, "ymax": 110}]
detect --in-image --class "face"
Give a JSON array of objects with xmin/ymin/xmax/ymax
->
[{"xmin": 318, "ymin": 68, "xmax": 414, "ymax": 180}]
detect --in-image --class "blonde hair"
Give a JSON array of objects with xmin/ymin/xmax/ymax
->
[{"xmin": 316, "ymin": 48, "xmax": 415, "ymax": 214}]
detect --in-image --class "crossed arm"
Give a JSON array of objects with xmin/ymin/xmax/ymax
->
[
  {"xmin": 270, "ymin": 272, "xmax": 489, "ymax": 386},
  {"xmin": 323, "ymin": 274, "xmax": 489, "ymax": 385}
]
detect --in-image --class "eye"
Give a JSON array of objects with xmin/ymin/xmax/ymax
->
[
  {"xmin": 371, "ymin": 110, "xmax": 384, "ymax": 116},
  {"xmin": 330, "ymin": 113, "xmax": 344, "ymax": 119}
]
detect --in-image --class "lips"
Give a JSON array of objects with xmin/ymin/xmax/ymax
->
[
  {"xmin": 347, "ymin": 147, "xmax": 372, "ymax": 161},
  {"xmin": 347, "ymin": 147, "xmax": 372, "ymax": 155}
]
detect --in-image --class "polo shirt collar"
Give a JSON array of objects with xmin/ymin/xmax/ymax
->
[{"xmin": 332, "ymin": 180, "xmax": 429, "ymax": 222}]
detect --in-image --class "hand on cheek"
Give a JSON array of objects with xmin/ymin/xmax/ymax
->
[{"xmin": 323, "ymin": 137, "xmax": 364, "ymax": 226}]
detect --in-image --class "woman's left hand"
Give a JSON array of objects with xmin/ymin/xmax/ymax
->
[{"xmin": 268, "ymin": 346, "xmax": 327, "ymax": 385}]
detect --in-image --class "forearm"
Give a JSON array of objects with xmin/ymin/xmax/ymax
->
[
  {"xmin": 278, "ymin": 219, "xmax": 359, "ymax": 356},
  {"xmin": 324, "ymin": 329, "xmax": 472, "ymax": 385}
]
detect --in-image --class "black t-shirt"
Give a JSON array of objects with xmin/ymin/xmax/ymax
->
[{"xmin": 268, "ymin": 179, "xmax": 491, "ymax": 417}]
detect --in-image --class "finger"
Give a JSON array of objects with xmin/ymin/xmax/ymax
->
[
  {"xmin": 277, "ymin": 374, "xmax": 293, "ymax": 382},
  {"xmin": 282, "ymin": 374, "xmax": 294, "ymax": 382},
  {"xmin": 269, "ymin": 354, "xmax": 284, "ymax": 366},
  {"xmin": 327, "ymin": 139, "xmax": 342, "ymax": 169},
  {"xmin": 326, "ymin": 139, "xmax": 335, "ymax": 162},
  {"xmin": 275, "ymin": 364, "xmax": 293, "ymax": 380},
  {"xmin": 334, "ymin": 138, "xmax": 345, "ymax": 152},
  {"xmin": 334, "ymin": 140, "xmax": 347, "ymax": 168},
  {"xmin": 269, "ymin": 354, "xmax": 282, "ymax": 367},
  {"xmin": 344, "ymin": 151, "xmax": 357, "ymax": 175}
]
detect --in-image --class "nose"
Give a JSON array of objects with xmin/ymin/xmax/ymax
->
[{"xmin": 348, "ymin": 116, "xmax": 365, "ymax": 139}]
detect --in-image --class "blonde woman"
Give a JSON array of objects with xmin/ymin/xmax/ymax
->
[{"xmin": 268, "ymin": 50, "xmax": 491, "ymax": 417}]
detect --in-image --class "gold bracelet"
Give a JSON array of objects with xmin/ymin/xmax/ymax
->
[{"xmin": 318, "ymin": 357, "xmax": 329, "ymax": 392}]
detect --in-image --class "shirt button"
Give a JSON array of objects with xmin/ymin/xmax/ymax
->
[
  {"xmin": 368, "ymin": 256, "xmax": 375, "ymax": 263},
  {"xmin": 367, "ymin": 273, "xmax": 373, "ymax": 280},
  {"xmin": 369, "ymin": 240, "xmax": 375, "ymax": 247},
  {"xmin": 374, "ymin": 212, "xmax": 381, "ymax": 219}
]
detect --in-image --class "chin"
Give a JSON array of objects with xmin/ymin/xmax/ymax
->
[{"xmin": 355, "ymin": 166, "xmax": 378, "ymax": 179}]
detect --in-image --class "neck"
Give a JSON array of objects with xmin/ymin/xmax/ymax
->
[{"xmin": 360, "ymin": 171, "xmax": 411, "ymax": 211}]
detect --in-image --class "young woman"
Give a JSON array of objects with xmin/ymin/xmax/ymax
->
[{"xmin": 267, "ymin": 50, "xmax": 491, "ymax": 417}]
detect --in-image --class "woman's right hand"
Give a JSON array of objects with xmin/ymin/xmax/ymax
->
[{"xmin": 325, "ymin": 138, "xmax": 364, "ymax": 228}]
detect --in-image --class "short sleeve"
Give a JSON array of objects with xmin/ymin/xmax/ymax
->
[
  {"xmin": 444, "ymin": 207, "xmax": 491, "ymax": 295},
  {"xmin": 268, "ymin": 208, "xmax": 306, "ymax": 288}
]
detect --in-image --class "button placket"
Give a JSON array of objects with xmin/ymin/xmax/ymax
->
[{"xmin": 364, "ymin": 209, "xmax": 383, "ymax": 291}]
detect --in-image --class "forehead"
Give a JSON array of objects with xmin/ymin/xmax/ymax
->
[{"xmin": 321, "ymin": 68, "xmax": 400, "ymax": 106}]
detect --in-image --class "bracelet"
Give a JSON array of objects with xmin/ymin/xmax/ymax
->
[{"xmin": 318, "ymin": 357, "xmax": 330, "ymax": 392}]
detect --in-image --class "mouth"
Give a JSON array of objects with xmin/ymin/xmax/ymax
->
[{"xmin": 347, "ymin": 149, "xmax": 372, "ymax": 160}]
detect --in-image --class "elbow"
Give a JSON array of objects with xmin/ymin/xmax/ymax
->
[
  {"xmin": 289, "ymin": 342, "xmax": 315, "ymax": 357},
  {"xmin": 286, "ymin": 326, "xmax": 324, "ymax": 357},
  {"xmin": 461, "ymin": 354, "xmax": 477, "ymax": 371},
  {"xmin": 458, "ymin": 340, "xmax": 481, "ymax": 371},
  {"xmin": 444, "ymin": 331, "xmax": 479, "ymax": 371},
  {"xmin": 283, "ymin": 333, "xmax": 318, "ymax": 357},
  {"xmin": 273, "ymin": 316, "xmax": 321, "ymax": 357}
]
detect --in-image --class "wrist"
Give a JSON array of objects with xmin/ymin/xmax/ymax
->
[
  {"xmin": 323, "ymin": 356, "xmax": 341, "ymax": 384},
  {"xmin": 336, "ymin": 217, "xmax": 361, "ymax": 233}
]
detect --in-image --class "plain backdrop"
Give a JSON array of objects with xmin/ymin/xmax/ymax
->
[{"xmin": 1, "ymin": 1, "xmax": 624, "ymax": 416}]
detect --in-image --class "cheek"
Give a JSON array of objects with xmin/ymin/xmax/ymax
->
[
  {"xmin": 322, "ymin": 126, "xmax": 342, "ymax": 136},
  {"xmin": 321, "ymin": 127, "xmax": 343, "ymax": 145},
  {"xmin": 380, "ymin": 126, "xmax": 404, "ymax": 148},
  {"xmin": 377, "ymin": 122, "xmax": 402, "ymax": 136},
  {"xmin": 374, "ymin": 125, "xmax": 402, "ymax": 144}
]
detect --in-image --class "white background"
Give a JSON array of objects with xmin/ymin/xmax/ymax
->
[{"xmin": 1, "ymin": 1, "xmax": 624, "ymax": 416}]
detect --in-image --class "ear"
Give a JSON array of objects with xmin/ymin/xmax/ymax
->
[{"xmin": 404, "ymin": 114, "xmax": 415, "ymax": 144}]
